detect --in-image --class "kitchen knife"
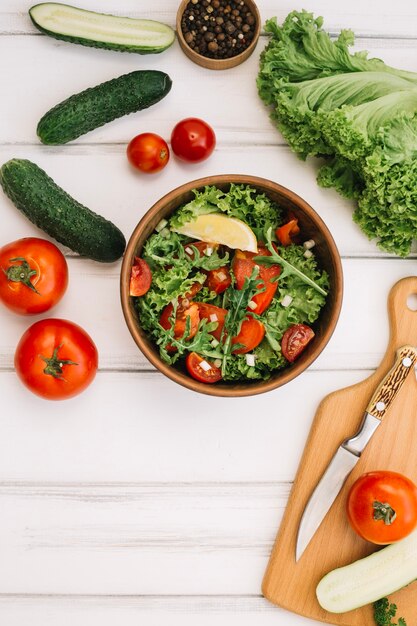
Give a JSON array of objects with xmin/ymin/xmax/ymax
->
[{"xmin": 295, "ymin": 344, "xmax": 417, "ymax": 562}]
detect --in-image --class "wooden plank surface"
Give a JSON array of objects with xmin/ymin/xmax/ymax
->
[{"xmin": 1, "ymin": 0, "xmax": 417, "ymax": 624}]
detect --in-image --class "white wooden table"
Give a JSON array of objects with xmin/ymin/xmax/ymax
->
[{"xmin": 1, "ymin": 1, "xmax": 417, "ymax": 624}]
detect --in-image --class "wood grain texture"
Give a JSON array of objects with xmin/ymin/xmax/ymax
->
[{"xmin": 263, "ymin": 277, "xmax": 417, "ymax": 624}]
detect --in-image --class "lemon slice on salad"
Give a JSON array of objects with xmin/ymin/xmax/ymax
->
[{"xmin": 174, "ymin": 214, "xmax": 257, "ymax": 252}]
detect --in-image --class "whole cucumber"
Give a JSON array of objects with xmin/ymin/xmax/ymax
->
[
  {"xmin": 37, "ymin": 70, "xmax": 172, "ymax": 145},
  {"xmin": 0, "ymin": 159, "xmax": 126, "ymax": 263}
]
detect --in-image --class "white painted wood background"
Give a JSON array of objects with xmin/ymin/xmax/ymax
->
[{"xmin": 1, "ymin": 1, "xmax": 417, "ymax": 624}]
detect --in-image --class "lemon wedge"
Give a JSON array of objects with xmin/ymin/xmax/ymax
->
[{"xmin": 174, "ymin": 214, "xmax": 258, "ymax": 252}]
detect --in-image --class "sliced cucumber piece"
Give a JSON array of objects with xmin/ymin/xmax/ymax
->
[{"xmin": 29, "ymin": 2, "xmax": 175, "ymax": 54}]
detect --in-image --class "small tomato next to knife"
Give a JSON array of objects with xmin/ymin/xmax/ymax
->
[{"xmin": 347, "ymin": 471, "xmax": 417, "ymax": 544}]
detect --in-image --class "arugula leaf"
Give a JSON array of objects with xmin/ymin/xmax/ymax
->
[
  {"xmin": 374, "ymin": 598, "xmax": 407, "ymax": 626},
  {"xmin": 254, "ymin": 227, "xmax": 328, "ymax": 296}
]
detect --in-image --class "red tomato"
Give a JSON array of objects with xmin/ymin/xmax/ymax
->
[
  {"xmin": 171, "ymin": 118, "xmax": 216, "ymax": 163},
  {"xmin": 0, "ymin": 238, "xmax": 68, "ymax": 315},
  {"xmin": 197, "ymin": 303, "xmax": 227, "ymax": 341},
  {"xmin": 129, "ymin": 257, "xmax": 152, "ymax": 296},
  {"xmin": 347, "ymin": 471, "xmax": 417, "ymax": 544},
  {"xmin": 232, "ymin": 318, "xmax": 265, "ymax": 354},
  {"xmin": 160, "ymin": 301, "xmax": 200, "ymax": 341},
  {"xmin": 14, "ymin": 319, "xmax": 98, "ymax": 400},
  {"xmin": 232, "ymin": 247, "xmax": 281, "ymax": 315},
  {"xmin": 281, "ymin": 323, "xmax": 315, "ymax": 362},
  {"xmin": 276, "ymin": 218, "xmax": 300, "ymax": 246},
  {"xmin": 206, "ymin": 266, "xmax": 231, "ymax": 294},
  {"xmin": 186, "ymin": 352, "xmax": 222, "ymax": 384},
  {"xmin": 127, "ymin": 133, "xmax": 170, "ymax": 174},
  {"xmin": 183, "ymin": 241, "xmax": 215, "ymax": 259}
]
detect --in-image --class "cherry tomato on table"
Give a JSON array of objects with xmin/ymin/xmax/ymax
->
[
  {"xmin": 127, "ymin": 133, "xmax": 170, "ymax": 174},
  {"xmin": 14, "ymin": 319, "xmax": 98, "ymax": 400},
  {"xmin": 171, "ymin": 118, "xmax": 216, "ymax": 163},
  {"xmin": 347, "ymin": 471, "xmax": 417, "ymax": 544},
  {"xmin": 281, "ymin": 323, "xmax": 315, "ymax": 362},
  {"xmin": 232, "ymin": 246, "xmax": 281, "ymax": 315},
  {"xmin": 186, "ymin": 352, "xmax": 222, "ymax": 383},
  {"xmin": 129, "ymin": 257, "xmax": 152, "ymax": 296},
  {"xmin": 0, "ymin": 237, "xmax": 68, "ymax": 315}
]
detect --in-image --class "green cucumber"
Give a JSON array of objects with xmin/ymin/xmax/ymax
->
[
  {"xmin": 0, "ymin": 159, "xmax": 126, "ymax": 263},
  {"xmin": 37, "ymin": 70, "xmax": 172, "ymax": 145},
  {"xmin": 29, "ymin": 2, "xmax": 175, "ymax": 54}
]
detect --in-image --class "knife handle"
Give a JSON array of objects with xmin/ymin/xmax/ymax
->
[{"xmin": 366, "ymin": 345, "xmax": 417, "ymax": 420}]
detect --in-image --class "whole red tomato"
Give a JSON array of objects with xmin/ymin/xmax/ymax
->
[
  {"xmin": 15, "ymin": 319, "xmax": 98, "ymax": 400},
  {"xmin": 127, "ymin": 133, "xmax": 169, "ymax": 173},
  {"xmin": 0, "ymin": 238, "xmax": 68, "ymax": 315},
  {"xmin": 347, "ymin": 471, "xmax": 417, "ymax": 544},
  {"xmin": 171, "ymin": 118, "xmax": 216, "ymax": 163}
]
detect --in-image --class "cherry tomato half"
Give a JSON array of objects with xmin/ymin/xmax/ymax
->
[
  {"xmin": 276, "ymin": 219, "xmax": 300, "ymax": 246},
  {"xmin": 186, "ymin": 352, "xmax": 222, "ymax": 383},
  {"xmin": 14, "ymin": 318, "xmax": 98, "ymax": 400},
  {"xmin": 183, "ymin": 241, "xmax": 216, "ymax": 259},
  {"xmin": 171, "ymin": 118, "xmax": 216, "ymax": 163},
  {"xmin": 160, "ymin": 301, "xmax": 200, "ymax": 342},
  {"xmin": 232, "ymin": 318, "xmax": 265, "ymax": 354},
  {"xmin": 127, "ymin": 133, "xmax": 170, "ymax": 174},
  {"xmin": 347, "ymin": 471, "xmax": 417, "ymax": 544},
  {"xmin": 206, "ymin": 266, "xmax": 231, "ymax": 294},
  {"xmin": 129, "ymin": 257, "xmax": 152, "ymax": 296},
  {"xmin": 232, "ymin": 247, "xmax": 281, "ymax": 315},
  {"xmin": 0, "ymin": 238, "xmax": 68, "ymax": 315},
  {"xmin": 281, "ymin": 323, "xmax": 315, "ymax": 362},
  {"xmin": 197, "ymin": 302, "xmax": 227, "ymax": 341}
]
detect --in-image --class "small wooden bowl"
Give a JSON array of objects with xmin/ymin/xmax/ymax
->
[
  {"xmin": 176, "ymin": 0, "xmax": 261, "ymax": 70},
  {"xmin": 120, "ymin": 175, "xmax": 343, "ymax": 397}
]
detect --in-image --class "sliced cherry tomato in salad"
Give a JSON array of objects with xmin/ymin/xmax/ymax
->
[
  {"xmin": 197, "ymin": 302, "xmax": 227, "ymax": 341},
  {"xmin": 232, "ymin": 318, "xmax": 265, "ymax": 354},
  {"xmin": 232, "ymin": 247, "xmax": 281, "ymax": 315},
  {"xmin": 129, "ymin": 257, "xmax": 152, "ymax": 296},
  {"xmin": 185, "ymin": 352, "xmax": 222, "ymax": 383},
  {"xmin": 183, "ymin": 241, "xmax": 216, "ymax": 259},
  {"xmin": 127, "ymin": 133, "xmax": 169, "ymax": 174},
  {"xmin": 171, "ymin": 118, "xmax": 216, "ymax": 163},
  {"xmin": 347, "ymin": 471, "xmax": 417, "ymax": 544},
  {"xmin": 206, "ymin": 266, "xmax": 231, "ymax": 294},
  {"xmin": 14, "ymin": 318, "xmax": 98, "ymax": 400},
  {"xmin": 160, "ymin": 301, "xmax": 200, "ymax": 342},
  {"xmin": 281, "ymin": 323, "xmax": 314, "ymax": 362},
  {"xmin": 0, "ymin": 237, "xmax": 68, "ymax": 315},
  {"xmin": 276, "ymin": 218, "xmax": 300, "ymax": 246}
]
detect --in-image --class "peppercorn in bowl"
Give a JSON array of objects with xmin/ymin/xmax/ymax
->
[
  {"xmin": 176, "ymin": 0, "xmax": 260, "ymax": 69},
  {"xmin": 120, "ymin": 175, "xmax": 343, "ymax": 397}
]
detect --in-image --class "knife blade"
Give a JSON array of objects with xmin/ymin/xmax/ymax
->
[{"xmin": 295, "ymin": 344, "xmax": 417, "ymax": 562}]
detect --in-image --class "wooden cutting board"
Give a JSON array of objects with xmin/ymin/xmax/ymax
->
[{"xmin": 263, "ymin": 277, "xmax": 417, "ymax": 625}]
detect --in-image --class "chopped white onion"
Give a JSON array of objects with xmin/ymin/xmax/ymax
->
[
  {"xmin": 214, "ymin": 359, "xmax": 222, "ymax": 368},
  {"xmin": 209, "ymin": 313, "xmax": 218, "ymax": 323},
  {"xmin": 211, "ymin": 338, "xmax": 219, "ymax": 348},
  {"xmin": 281, "ymin": 294, "xmax": 293, "ymax": 308},
  {"xmin": 155, "ymin": 218, "xmax": 168, "ymax": 232},
  {"xmin": 217, "ymin": 272, "xmax": 227, "ymax": 282},
  {"xmin": 200, "ymin": 360, "xmax": 212, "ymax": 372},
  {"xmin": 185, "ymin": 246, "xmax": 193, "ymax": 255},
  {"xmin": 303, "ymin": 239, "xmax": 316, "ymax": 250},
  {"xmin": 304, "ymin": 249, "xmax": 313, "ymax": 259},
  {"xmin": 248, "ymin": 300, "xmax": 257, "ymax": 310},
  {"xmin": 246, "ymin": 354, "xmax": 256, "ymax": 367},
  {"xmin": 160, "ymin": 227, "xmax": 170, "ymax": 238},
  {"xmin": 204, "ymin": 247, "xmax": 213, "ymax": 256}
]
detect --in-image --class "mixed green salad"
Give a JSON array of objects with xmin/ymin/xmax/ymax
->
[{"xmin": 130, "ymin": 184, "xmax": 329, "ymax": 383}]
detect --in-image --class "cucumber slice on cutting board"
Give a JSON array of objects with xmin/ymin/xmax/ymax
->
[{"xmin": 29, "ymin": 2, "xmax": 175, "ymax": 54}]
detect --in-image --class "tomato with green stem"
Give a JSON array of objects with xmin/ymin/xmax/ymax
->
[
  {"xmin": 347, "ymin": 471, "xmax": 417, "ymax": 544},
  {"xmin": 171, "ymin": 118, "xmax": 216, "ymax": 163},
  {"xmin": 0, "ymin": 237, "xmax": 68, "ymax": 315},
  {"xmin": 127, "ymin": 133, "xmax": 169, "ymax": 174},
  {"xmin": 14, "ymin": 319, "xmax": 98, "ymax": 400}
]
